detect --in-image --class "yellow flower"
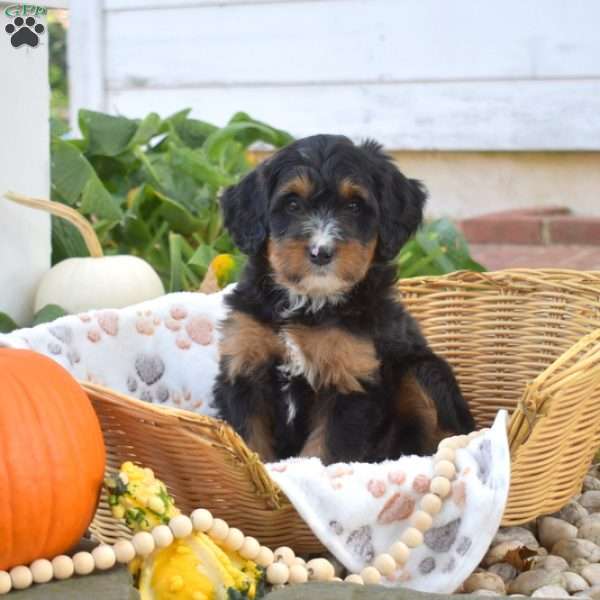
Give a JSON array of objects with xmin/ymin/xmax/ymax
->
[{"xmin": 210, "ymin": 254, "xmax": 235, "ymax": 285}]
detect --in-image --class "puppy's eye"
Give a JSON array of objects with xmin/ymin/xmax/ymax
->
[
  {"xmin": 346, "ymin": 201, "xmax": 362, "ymax": 214},
  {"xmin": 287, "ymin": 200, "xmax": 301, "ymax": 213}
]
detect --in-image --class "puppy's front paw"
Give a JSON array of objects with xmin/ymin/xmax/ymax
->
[
  {"xmin": 219, "ymin": 311, "xmax": 284, "ymax": 380},
  {"xmin": 282, "ymin": 326, "xmax": 380, "ymax": 393}
]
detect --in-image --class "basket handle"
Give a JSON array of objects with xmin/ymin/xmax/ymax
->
[{"xmin": 508, "ymin": 327, "xmax": 600, "ymax": 454}]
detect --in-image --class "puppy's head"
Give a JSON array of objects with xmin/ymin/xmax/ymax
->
[{"xmin": 220, "ymin": 134, "xmax": 426, "ymax": 301}]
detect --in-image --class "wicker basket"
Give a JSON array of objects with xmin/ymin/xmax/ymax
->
[{"xmin": 86, "ymin": 269, "xmax": 600, "ymax": 553}]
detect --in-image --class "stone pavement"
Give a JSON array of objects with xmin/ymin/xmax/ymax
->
[{"xmin": 470, "ymin": 245, "xmax": 600, "ymax": 271}]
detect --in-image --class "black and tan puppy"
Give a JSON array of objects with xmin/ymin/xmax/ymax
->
[{"xmin": 213, "ymin": 135, "xmax": 474, "ymax": 464}]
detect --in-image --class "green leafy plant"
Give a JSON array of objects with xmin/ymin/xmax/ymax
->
[
  {"xmin": 0, "ymin": 305, "xmax": 67, "ymax": 334},
  {"xmin": 398, "ymin": 218, "xmax": 485, "ymax": 277},
  {"xmin": 50, "ymin": 109, "xmax": 293, "ymax": 291},
  {"xmin": 49, "ymin": 108, "xmax": 483, "ymax": 297}
]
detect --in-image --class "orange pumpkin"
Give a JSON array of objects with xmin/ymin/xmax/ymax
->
[{"xmin": 0, "ymin": 349, "xmax": 106, "ymax": 570}]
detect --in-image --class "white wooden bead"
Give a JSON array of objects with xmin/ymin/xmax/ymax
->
[
  {"xmin": 191, "ymin": 508, "xmax": 214, "ymax": 532},
  {"xmin": 293, "ymin": 557, "xmax": 306, "ymax": 566},
  {"xmin": 411, "ymin": 510, "xmax": 433, "ymax": 531},
  {"xmin": 401, "ymin": 527, "xmax": 424, "ymax": 548},
  {"xmin": 421, "ymin": 492, "xmax": 443, "ymax": 514},
  {"xmin": 73, "ymin": 552, "xmax": 95, "ymax": 576},
  {"xmin": 30, "ymin": 559, "xmax": 53, "ymax": 583},
  {"xmin": 307, "ymin": 558, "xmax": 335, "ymax": 581},
  {"xmin": 208, "ymin": 518, "xmax": 229, "ymax": 541},
  {"xmin": 255, "ymin": 547, "xmax": 275, "ymax": 568},
  {"xmin": 434, "ymin": 447, "xmax": 455, "ymax": 463},
  {"xmin": 92, "ymin": 545, "xmax": 116, "ymax": 571},
  {"xmin": 0, "ymin": 571, "xmax": 11, "ymax": 595},
  {"xmin": 430, "ymin": 476, "xmax": 452, "ymax": 498},
  {"xmin": 345, "ymin": 574, "xmax": 364, "ymax": 585},
  {"xmin": 438, "ymin": 437, "xmax": 455, "ymax": 449},
  {"xmin": 453, "ymin": 434, "xmax": 469, "ymax": 448},
  {"xmin": 10, "ymin": 566, "xmax": 32, "ymax": 590},
  {"xmin": 153, "ymin": 524, "xmax": 174, "ymax": 548},
  {"xmin": 389, "ymin": 541, "xmax": 410, "ymax": 565},
  {"xmin": 434, "ymin": 460, "xmax": 456, "ymax": 479},
  {"xmin": 332, "ymin": 577, "xmax": 343, "ymax": 582},
  {"xmin": 114, "ymin": 540, "xmax": 136, "ymax": 563},
  {"xmin": 360, "ymin": 566, "xmax": 381, "ymax": 585},
  {"xmin": 266, "ymin": 562, "xmax": 290, "ymax": 585},
  {"xmin": 51, "ymin": 555, "xmax": 74, "ymax": 580},
  {"xmin": 169, "ymin": 515, "xmax": 193, "ymax": 539},
  {"xmin": 288, "ymin": 564, "xmax": 308, "ymax": 584},
  {"xmin": 374, "ymin": 553, "xmax": 396, "ymax": 576},
  {"xmin": 239, "ymin": 537, "xmax": 260, "ymax": 560},
  {"xmin": 223, "ymin": 528, "xmax": 245, "ymax": 552},
  {"xmin": 132, "ymin": 532, "xmax": 156, "ymax": 557},
  {"xmin": 274, "ymin": 546, "xmax": 296, "ymax": 566}
]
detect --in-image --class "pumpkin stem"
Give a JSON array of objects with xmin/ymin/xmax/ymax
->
[{"xmin": 4, "ymin": 192, "xmax": 104, "ymax": 258}]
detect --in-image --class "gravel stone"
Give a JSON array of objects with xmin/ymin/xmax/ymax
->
[
  {"xmin": 530, "ymin": 555, "xmax": 569, "ymax": 572},
  {"xmin": 584, "ymin": 477, "xmax": 600, "ymax": 492},
  {"xmin": 538, "ymin": 517, "xmax": 578, "ymax": 550},
  {"xmin": 581, "ymin": 492, "xmax": 600, "ymax": 512},
  {"xmin": 488, "ymin": 562, "xmax": 518, "ymax": 583},
  {"xmin": 582, "ymin": 565, "xmax": 600, "ymax": 587},
  {"xmin": 552, "ymin": 501, "xmax": 589, "ymax": 527},
  {"xmin": 579, "ymin": 520, "xmax": 600, "ymax": 545},
  {"xmin": 564, "ymin": 571, "xmax": 590, "ymax": 593},
  {"xmin": 470, "ymin": 590, "xmax": 502, "ymax": 596},
  {"xmin": 576, "ymin": 586, "xmax": 600, "ymax": 600},
  {"xmin": 494, "ymin": 527, "xmax": 540, "ymax": 548},
  {"xmin": 483, "ymin": 541, "xmax": 524, "ymax": 567},
  {"xmin": 509, "ymin": 570, "xmax": 566, "ymax": 596},
  {"xmin": 551, "ymin": 539, "xmax": 600, "ymax": 563},
  {"xmin": 531, "ymin": 584, "xmax": 570, "ymax": 598},
  {"xmin": 463, "ymin": 572, "xmax": 506, "ymax": 594}
]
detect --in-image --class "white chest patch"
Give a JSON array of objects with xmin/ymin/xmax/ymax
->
[{"xmin": 278, "ymin": 331, "xmax": 318, "ymax": 391}]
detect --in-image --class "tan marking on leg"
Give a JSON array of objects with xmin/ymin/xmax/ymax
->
[
  {"xmin": 284, "ymin": 326, "xmax": 380, "ymax": 393},
  {"xmin": 219, "ymin": 311, "xmax": 284, "ymax": 381},
  {"xmin": 299, "ymin": 408, "xmax": 329, "ymax": 462},
  {"xmin": 246, "ymin": 415, "xmax": 276, "ymax": 463},
  {"xmin": 396, "ymin": 375, "xmax": 444, "ymax": 453}
]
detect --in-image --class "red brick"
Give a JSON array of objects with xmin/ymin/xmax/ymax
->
[
  {"xmin": 547, "ymin": 217, "xmax": 600, "ymax": 246},
  {"xmin": 474, "ymin": 206, "xmax": 571, "ymax": 219},
  {"xmin": 460, "ymin": 216, "xmax": 544, "ymax": 245}
]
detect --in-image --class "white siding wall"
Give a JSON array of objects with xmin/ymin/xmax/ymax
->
[
  {"xmin": 0, "ymin": 3, "xmax": 58, "ymax": 325},
  {"xmin": 69, "ymin": 0, "xmax": 600, "ymax": 150}
]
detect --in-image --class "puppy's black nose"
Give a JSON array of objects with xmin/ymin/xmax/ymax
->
[{"xmin": 309, "ymin": 246, "xmax": 334, "ymax": 266}]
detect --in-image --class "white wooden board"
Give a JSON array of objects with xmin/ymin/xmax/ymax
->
[
  {"xmin": 104, "ymin": 0, "xmax": 600, "ymax": 90},
  {"xmin": 107, "ymin": 79, "xmax": 600, "ymax": 151}
]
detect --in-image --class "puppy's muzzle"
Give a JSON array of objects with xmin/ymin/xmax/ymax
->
[{"xmin": 308, "ymin": 244, "xmax": 335, "ymax": 266}]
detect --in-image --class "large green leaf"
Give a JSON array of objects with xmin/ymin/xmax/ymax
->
[
  {"xmin": 203, "ymin": 117, "xmax": 293, "ymax": 165},
  {"xmin": 152, "ymin": 188, "xmax": 205, "ymax": 235},
  {"xmin": 32, "ymin": 304, "xmax": 67, "ymax": 326},
  {"xmin": 80, "ymin": 177, "xmax": 123, "ymax": 221},
  {"xmin": 0, "ymin": 312, "xmax": 18, "ymax": 333},
  {"xmin": 128, "ymin": 113, "xmax": 162, "ymax": 149},
  {"xmin": 51, "ymin": 216, "xmax": 89, "ymax": 263},
  {"xmin": 51, "ymin": 138, "xmax": 93, "ymax": 205},
  {"xmin": 79, "ymin": 109, "xmax": 138, "ymax": 157},
  {"xmin": 51, "ymin": 138, "xmax": 122, "ymax": 220},
  {"xmin": 188, "ymin": 244, "xmax": 217, "ymax": 270},
  {"xmin": 169, "ymin": 145, "xmax": 234, "ymax": 188}
]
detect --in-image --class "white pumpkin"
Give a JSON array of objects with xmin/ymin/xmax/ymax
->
[{"xmin": 5, "ymin": 192, "xmax": 165, "ymax": 314}]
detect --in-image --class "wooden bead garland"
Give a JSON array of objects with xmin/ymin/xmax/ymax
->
[{"xmin": 0, "ymin": 428, "xmax": 484, "ymax": 595}]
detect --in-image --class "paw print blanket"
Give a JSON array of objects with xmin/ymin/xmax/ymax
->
[{"xmin": 0, "ymin": 290, "xmax": 510, "ymax": 593}]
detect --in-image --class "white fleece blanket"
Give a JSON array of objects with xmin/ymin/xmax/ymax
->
[{"xmin": 0, "ymin": 290, "xmax": 510, "ymax": 593}]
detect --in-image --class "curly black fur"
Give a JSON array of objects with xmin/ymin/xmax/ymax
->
[{"xmin": 214, "ymin": 135, "xmax": 474, "ymax": 464}]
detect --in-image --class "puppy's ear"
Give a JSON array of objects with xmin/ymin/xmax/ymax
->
[
  {"xmin": 220, "ymin": 168, "xmax": 269, "ymax": 255},
  {"xmin": 362, "ymin": 141, "xmax": 427, "ymax": 261}
]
